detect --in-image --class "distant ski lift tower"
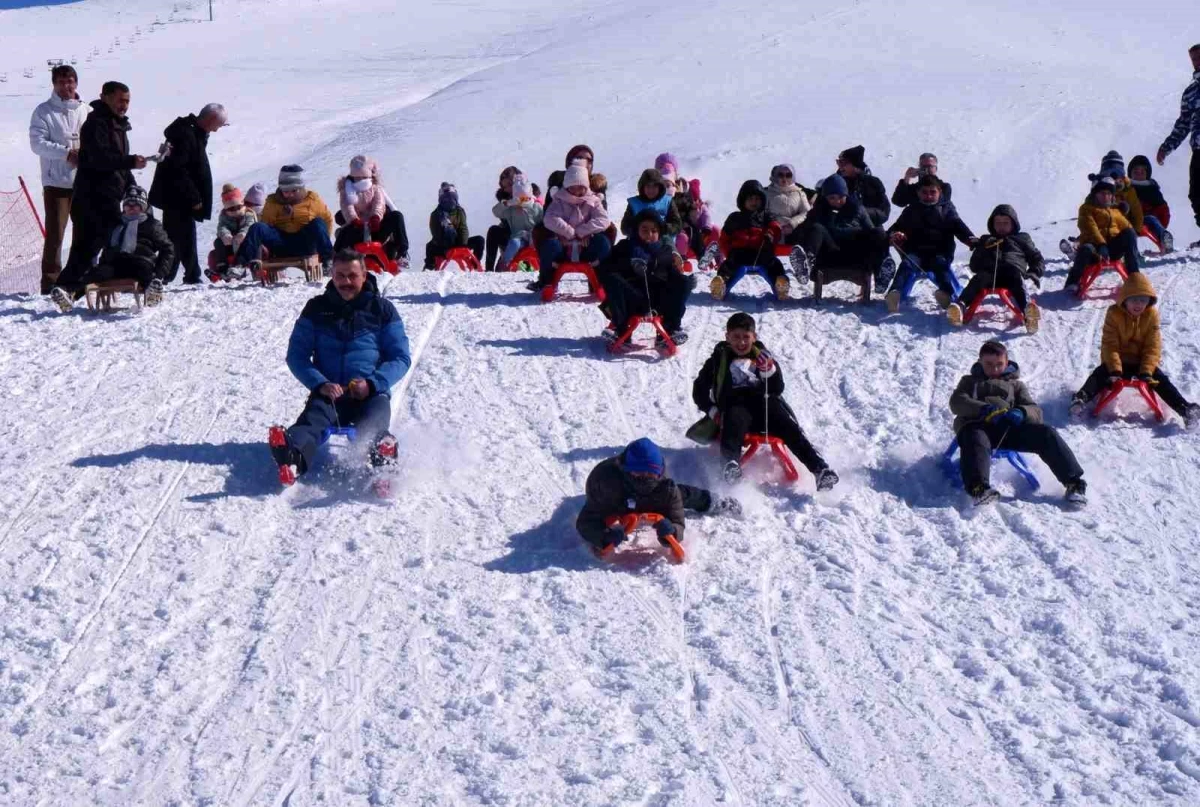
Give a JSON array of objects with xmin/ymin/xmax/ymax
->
[{"xmin": 47, "ymin": 59, "xmax": 64, "ymax": 71}]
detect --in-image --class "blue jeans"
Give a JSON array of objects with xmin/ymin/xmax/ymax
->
[
  {"xmin": 237, "ymin": 219, "xmax": 333, "ymax": 264},
  {"xmin": 537, "ymin": 235, "xmax": 611, "ymax": 285},
  {"xmin": 897, "ymin": 253, "xmax": 959, "ymax": 299},
  {"xmin": 499, "ymin": 230, "xmax": 533, "ymax": 269},
  {"xmin": 285, "ymin": 392, "xmax": 392, "ymax": 474}
]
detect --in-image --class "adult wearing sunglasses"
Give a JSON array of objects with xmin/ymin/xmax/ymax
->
[{"xmin": 833, "ymin": 144, "xmax": 890, "ymax": 227}]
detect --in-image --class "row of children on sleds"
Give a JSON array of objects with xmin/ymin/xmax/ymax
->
[{"xmin": 578, "ymin": 280, "xmax": 1200, "ymax": 559}]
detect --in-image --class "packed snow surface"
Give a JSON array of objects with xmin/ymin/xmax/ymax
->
[{"xmin": 2, "ymin": 0, "xmax": 1200, "ymax": 804}]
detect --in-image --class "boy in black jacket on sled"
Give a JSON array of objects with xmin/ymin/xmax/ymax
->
[{"xmin": 689, "ymin": 313, "xmax": 839, "ymax": 489}]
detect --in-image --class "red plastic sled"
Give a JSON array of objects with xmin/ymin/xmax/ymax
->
[
  {"xmin": 540, "ymin": 261, "xmax": 606, "ymax": 302},
  {"xmin": 501, "ymin": 245, "xmax": 540, "ymax": 273},
  {"xmin": 598, "ymin": 512, "xmax": 685, "ymax": 563},
  {"xmin": 740, "ymin": 433, "xmax": 800, "ymax": 482},
  {"xmin": 963, "ymin": 287, "xmax": 1024, "ymax": 326},
  {"xmin": 1138, "ymin": 225, "xmax": 1165, "ymax": 255},
  {"xmin": 608, "ymin": 314, "xmax": 676, "ymax": 356},
  {"xmin": 355, "ymin": 241, "xmax": 400, "ymax": 274},
  {"xmin": 1092, "ymin": 378, "xmax": 1166, "ymax": 423},
  {"xmin": 1077, "ymin": 258, "xmax": 1127, "ymax": 298},
  {"xmin": 435, "ymin": 247, "xmax": 483, "ymax": 272}
]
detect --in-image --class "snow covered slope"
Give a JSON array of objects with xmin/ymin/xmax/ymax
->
[{"xmin": 2, "ymin": 0, "xmax": 1200, "ymax": 805}]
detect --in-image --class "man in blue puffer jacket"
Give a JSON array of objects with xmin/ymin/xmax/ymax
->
[{"xmin": 269, "ymin": 249, "xmax": 411, "ymax": 484}]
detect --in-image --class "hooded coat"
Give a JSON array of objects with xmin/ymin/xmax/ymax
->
[
  {"xmin": 719, "ymin": 180, "xmax": 782, "ymax": 253},
  {"xmin": 29, "ymin": 92, "xmax": 86, "ymax": 189},
  {"xmin": 949, "ymin": 360, "xmax": 1044, "ymax": 433},
  {"xmin": 843, "ymin": 166, "xmax": 890, "ymax": 225},
  {"xmin": 765, "ymin": 170, "xmax": 812, "ymax": 232},
  {"xmin": 74, "ymin": 99, "xmax": 136, "ymax": 210},
  {"xmin": 603, "ymin": 210, "xmax": 682, "ymax": 284},
  {"xmin": 1128, "ymin": 155, "xmax": 1170, "ymax": 226},
  {"xmin": 1100, "ymin": 273, "xmax": 1162, "ymax": 376},
  {"xmin": 692, "ymin": 340, "xmax": 786, "ymax": 413},
  {"xmin": 886, "ymin": 196, "xmax": 975, "ymax": 260},
  {"xmin": 1077, "ymin": 194, "xmax": 1134, "ymax": 246},
  {"xmin": 148, "ymin": 114, "xmax": 213, "ymax": 219},
  {"xmin": 286, "ymin": 274, "xmax": 412, "ymax": 395},
  {"xmin": 575, "ymin": 452, "xmax": 688, "ymax": 548},
  {"xmin": 967, "ymin": 204, "xmax": 1044, "ymax": 279},
  {"xmin": 620, "ymin": 169, "xmax": 683, "ymax": 236}
]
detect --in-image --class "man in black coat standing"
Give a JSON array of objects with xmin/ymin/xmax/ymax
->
[
  {"xmin": 58, "ymin": 81, "xmax": 148, "ymax": 290},
  {"xmin": 149, "ymin": 103, "xmax": 226, "ymax": 284}
]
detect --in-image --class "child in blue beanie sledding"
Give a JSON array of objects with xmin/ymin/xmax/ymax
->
[{"xmin": 576, "ymin": 437, "xmax": 740, "ymax": 555}]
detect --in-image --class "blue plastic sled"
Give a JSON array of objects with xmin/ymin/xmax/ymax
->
[
  {"xmin": 726, "ymin": 265, "xmax": 783, "ymax": 299},
  {"xmin": 941, "ymin": 437, "xmax": 1040, "ymax": 492},
  {"xmin": 320, "ymin": 426, "xmax": 358, "ymax": 444},
  {"xmin": 898, "ymin": 263, "xmax": 964, "ymax": 302}
]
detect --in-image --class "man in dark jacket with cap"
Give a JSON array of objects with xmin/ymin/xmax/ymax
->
[
  {"xmin": 835, "ymin": 145, "xmax": 891, "ymax": 226},
  {"xmin": 58, "ymin": 81, "xmax": 149, "ymax": 291},
  {"xmin": 796, "ymin": 174, "xmax": 891, "ymax": 285},
  {"xmin": 149, "ymin": 103, "xmax": 226, "ymax": 284},
  {"xmin": 575, "ymin": 437, "xmax": 738, "ymax": 556}
]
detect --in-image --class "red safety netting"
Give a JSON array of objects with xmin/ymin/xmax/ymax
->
[{"xmin": 0, "ymin": 178, "xmax": 45, "ymax": 295}]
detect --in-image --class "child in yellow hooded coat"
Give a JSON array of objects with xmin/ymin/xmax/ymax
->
[
  {"xmin": 1063, "ymin": 176, "xmax": 1142, "ymax": 292},
  {"xmin": 1069, "ymin": 273, "xmax": 1200, "ymax": 428}
]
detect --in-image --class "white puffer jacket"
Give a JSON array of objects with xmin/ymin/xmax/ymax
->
[{"xmin": 28, "ymin": 93, "xmax": 86, "ymax": 189}]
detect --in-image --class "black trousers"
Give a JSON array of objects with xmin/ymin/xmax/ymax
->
[
  {"xmin": 960, "ymin": 261, "xmax": 1028, "ymax": 310},
  {"xmin": 281, "ymin": 392, "xmax": 393, "ymax": 475},
  {"xmin": 333, "ymin": 210, "xmax": 409, "ymax": 259},
  {"xmin": 485, "ymin": 222, "xmax": 511, "ymax": 271},
  {"xmin": 601, "ymin": 271, "xmax": 695, "ymax": 333},
  {"xmin": 716, "ymin": 247, "xmax": 785, "ymax": 282},
  {"xmin": 720, "ymin": 394, "xmax": 827, "ymax": 473},
  {"xmin": 957, "ymin": 421, "xmax": 1083, "ymax": 490},
  {"xmin": 1191, "ymin": 149, "xmax": 1200, "ymax": 228},
  {"xmin": 60, "ymin": 196, "xmax": 120, "ymax": 289},
  {"xmin": 161, "ymin": 208, "xmax": 201, "ymax": 283},
  {"xmin": 1076, "ymin": 365, "xmax": 1192, "ymax": 415},
  {"xmin": 800, "ymin": 223, "xmax": 889, "ymax": 279},
  {"xmin": 425, "ymin": 235, "xmax": 484, "ymax": 269},
  {"xmin": 1065, "ymin": 229, "xmax": 1140, "ymax": 287},
  {"xmin": 78, "ymin": 252, "xmax": 158, "ymax": 288}
]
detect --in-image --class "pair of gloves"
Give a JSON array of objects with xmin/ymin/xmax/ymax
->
[
  {"xmin": 605, "ymin": 518, "xmax": 678, "ymax": 548},
  {"xmin": 352, "ymin": 215, "xmax": 383, "ymax": 233},
  {"xmin": 981, "ymin": 405, "xmax": 1026, "ymax": 427}
]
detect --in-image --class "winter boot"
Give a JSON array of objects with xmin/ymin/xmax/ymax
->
[
  {"xmin": 710, "ymin": 275, "xmax": 727, "ymax": 301},
  {"xmin": 50, "ymin": 286, "xmax": 73, "ymax": 313},
  {"xmin": 698, "ymin": 242, "xmax": 721, "ymax": 273},
  {"xmin": 885, "ymin": 288, "xmax": 901, "ymax": 313},
  {"xmin": 268, "ymin": 425, "xmax": 300, "ymax": 486},
  {"xmin": 1068, "ymin": 393, "xmax": 1089, "ymax": 420},
  {"xmin": 815, "ymin": 468, "xmax": 839, "ymax": 491},
  {"xmin": 658, "ymin": 329, "xmax": 687, "ymax": 348},
  {"xmin": 1162, "ymin": 230, "xmax": 1174, "ymax": 253},
  {"xmin": 145, "ymin": 278, "xmax": 164, "ymax": 308},
  {"xmin": 601, "ymin": 325, "xmax": 618, "ymax": 344},
  {"xmin": 1059, "ymin": 237, "xmax": 1077, "ymax": 259},
  {"xmin": 1024, "ymin": 301, "xmax": 1040, "ymax": 334},
  {"xmin": 969, "ymin": 483, "xmax": 1000, "ymax": 506},
  {"xmin": 773, "ymin": 275, "xmax": 791, "ymax": 301},
  {"xmin": 934, "ymin": 289, "xmax": 952, "ymax": 309},
  {"xmin": 369, "ymin": 432, "xmax": 400, "ymax": 467},
  {"xmin": 1185, "ymin": 403, "xmax": 1200, "ymax": 431},
  {"xmin": 947, "ymin": 302, "xmax": 964, "ymax": 326},
  {"xmin": 788, "ymin": 246, "xmax": 810, "ymax": 284},
  {"xmin": 723, "ymin": 459, "xmax": 742, "ymax": 484},
  {"xmin": 1064, "ymin": 478, "xmax": 1087, "ymax": 506},
  {"xmin": 707, "ymin": 496, "xmax": 743, "ymax": 517},
  {"xmin": 876, "ymin": 257, "xmax": 897, "ymax": 293},
  {"xmin": 250, "ymin": 259, "xmax": 266, "ymax": 282}
]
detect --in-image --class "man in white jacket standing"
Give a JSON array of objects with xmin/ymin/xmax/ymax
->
[{"xmin": 28, "ymin": 65, "xmax": 86, "ymax": 294}]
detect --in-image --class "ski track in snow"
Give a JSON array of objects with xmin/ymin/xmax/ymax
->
[{"xmin": 3, "ymin": 0, "xmax": 1200, "ymax": 804}]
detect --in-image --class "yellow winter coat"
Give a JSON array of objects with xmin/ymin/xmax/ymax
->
[
  {"xmin": 1077, "ymin": 201, "xmax": 1133, "ymax": 246},
  {"xmin": 1100, "ymin": 272, "xmax": 1161, "ymax": 375},
  {"xmin": 1115, "ymin": 178, "xmax": 1144, "ymax": 232},
  {"xmin": 260, "ymin": 190, "xmax": 334, "ymax": 235}
]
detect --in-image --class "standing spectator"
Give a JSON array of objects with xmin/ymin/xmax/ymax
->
[
  {"xmin": 57, "ymin": 81, "xmax": 148, "ymax": 292},
  {"xmin": 28, "ymin": 64, "xmax": 86, "ymax": 294},
  {"xmin": 1156, "ymin": 44, "xmax": 1200, "ymax": 241},
  {"xmin": 149, "ymin": 103, "xmax": 227, "ymax": 284},
  {"xmin": 892, "ymin": 153, "xmax": 952, "ymax": 208},
  {"xmin": 834, "ymin": 145, "xmax": 891, "ymax": 226}
]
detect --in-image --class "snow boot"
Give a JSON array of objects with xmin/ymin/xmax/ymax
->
[
  {"xmin": 947, "ymin": 302, "xmax": 964, "ymax": 326},
  {"xmin": 934, "ymin": 290, "xmax": 952, "ymax": 309},
  {"xmin": 1162, "ymin": 230, "xmax": 1174, "ymax": 253},
  {"xmin": 788, "ymin": 246, "xmax": 810, "ymax": 284},
  {"xmin": 1068, "ymin": 393, "xmax": 1088, "ymax": 420},
  {"xmin": 369, "ymin": 432, "xmax": 400, "ymax": 468},
  {"xmin": 1024, "ymin": 300, "xmax": 1040, "ymax": 334},
  {"xmin": 773, "ymin": 275, "xmax": 791, "ymax": 301},
  {"xmin": 969, "ymin": 483, "xmax": 1000, "ymax": 506},
  {"xmin": 658, "ymin": 329, "xmax": 687, "ymax": 348},
  {"xmin": 885, "ymin": 289, "xmax": 901, "ymax": 313},
  {"xmin": 723, "ymin": 459, "xmax": 742, "ymax": 484},
  {"xmin": 1064, "ymin": 478, "xmax": 1087, "ymax": 506},
  {"xmin": 876, "ymin": 257, "xmax": 897, "ymax": 293},
  {"xmin": 145, "ymin": 278, "xmax": 164, "ymax": 308},
  {"xmin": 1185, "ymin": 403, "xmax": 1200, "ymax": 431},
  {"xmin": 698, "ymin": 242, "xmax": 721, "ymax": 273},
  {"xmin": 268, "ymin": 425, "xmax": 300, "ymax": 486},
  {"xmin": 1059, "ymin": 237, "xmax": 1077, "ymax": 259},
  {"xmin": 601, "ymin": 326, "xmax": 618, "ymax": 344},
  {"xmin": 710, "ymin": 275, "xmax": 727, "ymax": 301},
  {"xmin": 708, "ymin": 496, "xmax": 742, "ymax": 517},
  {"xmin": 815, "ymin": 468, "xmax": 839, "ymax": 491},
  {"xmin": 50, "ymin": 286, "xmax": 73, "ymax": 313}
]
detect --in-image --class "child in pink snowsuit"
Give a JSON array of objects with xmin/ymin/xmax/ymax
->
[{"xmin": 531, "ymin": 163, "xmax": 611, "ymax": 290}]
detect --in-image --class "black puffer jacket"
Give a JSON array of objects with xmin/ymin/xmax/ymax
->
[
  {"xmin": 892, "ymin": 176, "xmax": 952, "ymax": 208},
  {"xmin": 968, "ymin": 204, "xmax": 1045, "ymax": 280},
  {"xmin": 692, "ymin": 340, "xmax": 785, "ymax": 413},
  {"xmin": 149, "ymin": 114, "xmax": 213, "ymax": 219},
  {"xmin": 97, "ymin": 214, "xmax": 175, "ymax": 278},
  {"xmin": 887, "ymin": 198, "xmax": 975, "ymax": 260},
  {"xmin": 845, "ymin": 167, "xmax": 890, "ymax": 225},
  {"xmin": 74, "ymin": 100, "xmax": 136, "ymax": 208},
  {"xmin": 576, "ymin": 454, "xmax": 687, "ymax": 547}
]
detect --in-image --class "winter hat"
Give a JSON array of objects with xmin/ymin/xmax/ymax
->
[
  {"xmin": 438, "ymin": 182, "xmax": 459, "ymax": 207},
  {"xmin": 278, "ymin": 164, "xmax": 306, "ymax": 191},
  {"xmin": 688, "ymin": 178, "xmax": 702, "ymax": 204},
  {"xmin": 1090, "ymin": 175, "xmax": 1117, "ymax": 194},
  {"xmin": 1128, "ymin": 154, "xmax": 1153, "ymax": 179},
  {"xmin": 512, "ymin": 172, "xmax": 533, "ymax": 200},
  {"xmin": 220, "ymin": 183, "xmax": 243, "ymax": 209},
  {"xmin": 822, "ymin": 173, "xmax": 849, "ymax": 197},
  {"xmin": 654, "ymin": 152, "xmax": 679, "ymax": 181},
  {"xmin": 589, "ymin": 172, "xmax": 608, "ymax": 195},
  {"xmin": 770, "ymin": 163, "xmax": 796, "ymax": 182},
  {"xmin": 244, "ymin": 182, "xmax": 267, "ymax": 208},
  {"xmin": 1099, "ymin": 150, "xmax": 1126, "ymax": 179},
  {"xmin": 838, "ymin": 145, "xmax": 866, "ymax": 169},
  {"xmin": 565, "ymin": 144, "xmax": 594, "ymax": 168},
  {"xmin": 564, "ymin": 163, "xmax": 590, "ymax": 190},
  {"xmin": 122, "ymin": 184, "xmax": 148, "ymax": 210},
  {"xmin": 349, "ymin": 155, "xmax": 377, "ymax": 180},
  {"xmin": 623, "ymin": 437, "xmax": 665, "ymax": 476}
]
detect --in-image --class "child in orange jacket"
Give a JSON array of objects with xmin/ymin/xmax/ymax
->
[{"xmin": 1063, "ymin": 176, "xmax": 1141, "ymax": 292}]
